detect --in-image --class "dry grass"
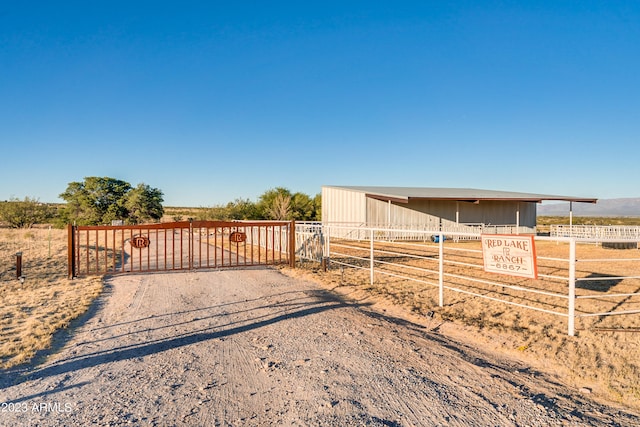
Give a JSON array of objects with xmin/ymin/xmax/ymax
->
[
  {"xmin": 286, "ymin": 239, "xmax": 640, "ymax": 411},
  {"xmin": 0, "ymin": 227, "xmax": 103, "ymax": 369}
]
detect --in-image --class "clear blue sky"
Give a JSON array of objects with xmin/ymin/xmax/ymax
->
[{"xmin": 1, "ymin": 1, "xmax": 638, "ymax": 206}]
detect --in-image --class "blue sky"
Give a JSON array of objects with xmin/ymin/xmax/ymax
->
[{"xmin": 1, "ymin": 1, "xmax": 638, "ymax": 206}]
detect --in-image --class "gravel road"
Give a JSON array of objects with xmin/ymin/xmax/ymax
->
[{"xmin": 1, "ymin": 268, "xmax": 638, "ymax": 426}]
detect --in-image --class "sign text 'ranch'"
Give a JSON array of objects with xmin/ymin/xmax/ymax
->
[{"xmin": 481, "ymin": 234, "xmax": 538, "ymax": 279}]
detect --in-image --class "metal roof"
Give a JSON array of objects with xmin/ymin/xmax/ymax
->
[{"xmin": 324, "ymin": 186, "xmax": 598, "ymax": 204}]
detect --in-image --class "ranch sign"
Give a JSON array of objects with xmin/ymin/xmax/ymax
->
[{"xmin": 481, "ymin": 234, "xmax": 538, "ymax": 279}]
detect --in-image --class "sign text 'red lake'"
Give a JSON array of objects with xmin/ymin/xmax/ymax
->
[{"xmin": 481, "ymin": 234, "xmax": 538, "ymax": 279}]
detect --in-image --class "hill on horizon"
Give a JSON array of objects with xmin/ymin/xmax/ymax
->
[{"xmin": 537, "ymin": 198, "xmax": 640, "ymax": 217}]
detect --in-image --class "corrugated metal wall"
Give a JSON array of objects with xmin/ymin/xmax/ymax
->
[
  {"xmin": 367, "ymin": 198, "xmax": 441, "ymax": 228},
  {"xmin": 457, "ymin": 200, "xmax": 536, "ymax": 226},
  {"xmin": 322, "ymin": 186, "xmax": 367, "ymax": 225},
  {"xmin": 323, "ymin": 186, "xmax": 537, "ymax": 229},
  {"xmin": 367, "ymin": 198, "xmax": 535, "ymax": 228}
]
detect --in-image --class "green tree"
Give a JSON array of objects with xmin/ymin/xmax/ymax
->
[
  {"xmin": 254, "ymin": 187, "xmax": 321, "ymax": 220},
  {"xmin": 313, "ymin": 193, "xmax": 322, "ymax": 221},
  {"xmin": 196, "ymin": 205, "xmax": 223, "ymax": 220},
  {"xmin": 257, "ymin": 187, "xmax": 292, "ymax": 220},
  {"xmin": 59, "ymin": 177, "xmax": 163, "ymax": 225},
  {"xmin": 226, "ymin": 198, "xmax": 259, "ymax": 220},
  {"xmin": 125, "ymin": 183, "xmax": 165, "ymax": 224},
  {"xmin": 291, "ymin": 192, "xmax": 315, "ymax": 221},
  {"xmin": 0, "ymin": 197, "xmax": 54, "ymax": 228}
]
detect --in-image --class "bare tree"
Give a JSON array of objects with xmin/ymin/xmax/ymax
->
[{"xmin": 267, "ymin": 193, "xmax": 292, "ymax": 220}]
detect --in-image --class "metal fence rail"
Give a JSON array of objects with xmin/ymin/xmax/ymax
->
[
  {"xmin": 295, "ymin": 222, "xmax": 325, "ymax": 263},
  {"xmin": 295, "ymin": 224, "xmax": 640, "ymax": 336},
  {"xmin": 551, "ymin": 225, "xmax": 640, "ymax": 241},
  {"xmin": 308, "ymin": 221, "xmax": 534, "ymax": 241}
]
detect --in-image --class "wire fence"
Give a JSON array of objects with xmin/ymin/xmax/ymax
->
[{"xmin": 0, "ymin": 227, "xmax": 60, "ymax": 282}]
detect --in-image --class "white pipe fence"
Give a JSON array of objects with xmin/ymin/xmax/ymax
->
[
  {"xmin": 551, "ymin": 224, "xmax": 640, "ymax": 240},
  {"xmin": 294, "ymin": 223, "xmax": 640, "ymax": 336},
  {"xmin": 313, "ymin": 221, "xmax": 533, "ymax": 241}
]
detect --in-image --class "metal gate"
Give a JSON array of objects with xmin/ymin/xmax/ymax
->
[{"xmin": 68, "ymin": 220, "xmax": 295, "ymax": 278}]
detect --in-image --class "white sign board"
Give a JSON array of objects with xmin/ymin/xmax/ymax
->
[{"xmin": 481, "ymin": 234, "xmax": 538, "ymax": 279}]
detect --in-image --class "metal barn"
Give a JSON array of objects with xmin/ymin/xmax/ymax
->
[{"xmin": 321, "ymin": 186, "xmax": 597, "ymax": 235}]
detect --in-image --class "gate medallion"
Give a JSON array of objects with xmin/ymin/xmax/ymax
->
[{"xmin": 131, "ymin": 235, "xmax": 151, "ymax": 249}]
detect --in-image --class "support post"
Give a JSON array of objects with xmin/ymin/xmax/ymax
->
[
  {"xmin": 370, "ymin": 228, "xmax": 374, "ymax": 285},
  {"xmin": 568, "ymin": 238, "xmax": 576, "ymax": 336},
  {"xmin": 569, "ymin": 201, "xmax": 574, "ymax": 236},
  {"xmin": 438, "ymin": 233, "xmax": 444, "ymax": 307}
]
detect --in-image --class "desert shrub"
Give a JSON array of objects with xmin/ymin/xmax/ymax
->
[{"xmin": 0, "ymin": 197, "xmax": 54, "ymax": 228}]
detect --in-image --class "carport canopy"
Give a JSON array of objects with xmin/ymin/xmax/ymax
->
[
  {"xmin": 331, "ymin": 186, "xmax": 597, "ymax": 226},
  {"xmin": 334, "ymin": 186, "xmax": 599, "ymax": 205}
]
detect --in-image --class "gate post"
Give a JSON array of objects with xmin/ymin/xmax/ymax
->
[
  {"xmin": 289, "ymin": 220, "xmax": 296, "ymax": 268},
  {"xmin": 189, "ymin": 219, "xmax": 194, "ymax": 271},
  {"xmin": 67, "ymin": 224, "xmax": 76, "ymax": 279}
]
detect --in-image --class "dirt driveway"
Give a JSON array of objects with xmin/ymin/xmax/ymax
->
[{"xmin": 1, "ymin": 268, "xmax": 638, "ymax": 426}]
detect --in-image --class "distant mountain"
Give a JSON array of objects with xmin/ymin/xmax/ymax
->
[{"xmin": 537, "ymin": 198, "xmax": 640, "ymax": 217}]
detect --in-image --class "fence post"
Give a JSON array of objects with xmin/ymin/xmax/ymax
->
[
  {"xmin": 15, "ymin": 252, "xmax": 22, "ymax": 280},
  {"xmin": 370, "ymin": 228, "xmax": 374, "ymax": 285},
  {"xmin": 67, "ymin": 224, "xmax": 76, "ymax": 279},
  {"xmin": 438, "ymin": 233, "xmax": 444, "ymax": 307},
  {"xmin": 568, "ymin": 238, "xmax": 576, "ymax": 336},
  {"xmin": 324, "ymin": 225, "xmax": 331, "ymax": 270},
  {"xmin": 319, "ymin": 226, "xmax": 326, "ymax": 271}
]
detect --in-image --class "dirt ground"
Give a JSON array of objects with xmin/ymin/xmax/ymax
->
[
  {"xmin": 309, "ymin": 238, "xmax": 640, "ymax": 409},
  {"xmin": 1, "ymin": 267, "xmax": 639, "ymax": 426}
]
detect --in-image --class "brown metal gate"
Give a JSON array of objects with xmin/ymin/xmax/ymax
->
[{"xmin": 68, "ymin": 220, "xmax": 295, "ymax": 278}]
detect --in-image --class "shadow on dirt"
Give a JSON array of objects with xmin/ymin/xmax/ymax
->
[
  {"xmin": 577, "ymin": 273, "xmax": 623, "ymax": 292},
  {"xmin": 2, "ymin": 274, "xmax": 368, "ymax": 389},
  {"xmin": 2, "ymin": 268, "xmax": 639, "ymax": 426}
]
